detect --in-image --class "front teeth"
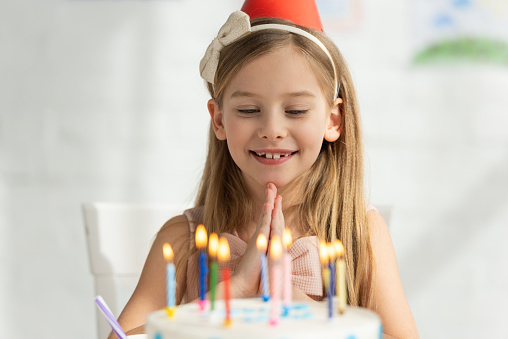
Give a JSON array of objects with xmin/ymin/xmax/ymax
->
[{"xmin": 255, "ymin": 152, "xmax": 290, "ymax": 159}]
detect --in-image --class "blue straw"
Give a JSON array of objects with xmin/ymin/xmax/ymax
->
[{"xmin": 94, "ymin": 295, "xmax": 127, "ymax": 339}]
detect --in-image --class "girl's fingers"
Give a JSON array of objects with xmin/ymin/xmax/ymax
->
[
  {"xmin": 270, "ymin": 195, "xmax": 284, "ymax": 238},
  {"xmin": 265, "ymin": 183, "xmax": 277, "ymax": 208},
  {"xmin": 256, "ymin": 202, "xmax": 272, "ymax": 237}
]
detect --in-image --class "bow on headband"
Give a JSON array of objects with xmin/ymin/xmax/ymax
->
[
  {"xmin": 199, "ymin": 10, "xmax": 339, "ymax": 98},
  {"xmin": 199, "ymin": 11, "xmax": 251, "ymax": 84}
]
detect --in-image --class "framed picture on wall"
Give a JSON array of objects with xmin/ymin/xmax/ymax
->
[
  {"xmin": 413, "ymin": 0, "xmax": 508, "ymax": 65},
  {"xmin": 316, "ymin": 0, "xmax": 363, "ymax": 31}
]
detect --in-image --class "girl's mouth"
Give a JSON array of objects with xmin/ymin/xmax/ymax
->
[{"xmin": 250, "ymin": 151, "xmax": 298, "ymax": 160}]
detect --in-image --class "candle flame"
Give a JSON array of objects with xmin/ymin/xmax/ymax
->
[
  {"xmin": 209, "ymin": 232, "xmax": 219, "ymax": 257},
  {"xmin": 256, "ymin": 233, "xmax": 267, "ymax": 251},
  {"xmin": 327, "ymin": 242, "xmax": 336, "ymax": 260},
  {"xmin": 282, "ymin": 228, "xmax": 292, "ymax": 249},
  {"xmin": 195, "ymin": 224, "xmax": 208, "ymax": 249},
  {"xmin": 334, "ymin": 239, "xmax": 345, "ymax": 257},
  {"xmin": 319, "ymin": 240, "xmax": 329, "ymax": 265},
  {"xmin": 163, "ymin": 243, "xmax": 174, "ymax": 261},
  {"xmin": 270, "ymin": 235, "xmax": 282, "ymax": 260},
  {"xmin": 217, "ymin": 237, "xmax": 230, "ymax": 262}
]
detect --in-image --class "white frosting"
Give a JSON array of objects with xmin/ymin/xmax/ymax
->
[{"xmin": 147, "ymin": 298, "xmax": 382, "ymax": 339}]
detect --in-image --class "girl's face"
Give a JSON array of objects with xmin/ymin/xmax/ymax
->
[{"xmin": 209, "ymin": 45, "xmax": 341, "ymax": 196}]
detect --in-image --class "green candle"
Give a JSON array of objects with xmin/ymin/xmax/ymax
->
[
  {"xmin": 210, "ymin": 261, "xmax": 219, "ymax": 310},
  {"xmin": 208, "ymin": 233, "xmax": 219, "ymax": 310}
]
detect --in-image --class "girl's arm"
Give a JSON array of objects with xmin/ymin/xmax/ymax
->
[
  {"xmin": 367, "ymin": 209, "xmax": 419, "ymax": 339},
  {"xmin": 107, "ymin": 215, "xmax": 190, "ymax": 338}
]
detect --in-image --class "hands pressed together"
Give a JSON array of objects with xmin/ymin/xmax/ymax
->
[{"xmin": 230, "ymin": 183, "xmax": 285, "ymax": 299}]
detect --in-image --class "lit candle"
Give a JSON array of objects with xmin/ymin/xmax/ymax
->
[
  {"xmin": 208, "ymin": 233, "xmax": 219, "ymax": 311},
  {"xmin": 217, "ymin": 237, "xmax": 231, "ymax": 326},
  {"xmin": 282, "ymin": 228, "xmax": 292, "ymax": 316},
  {"xmin": 334, "ymin": 240, "xmax": 346, "ymax": 314},
  {"xmin": 269, "ymin": 235, "xmax": 282, "ymax": 326},
  {"xmin": 256, "ymin": 234, "xmax": 270, "ymax": 302},
  {"xmin": 163, "ymin": 243, "xmax": 176, "ymax": 317},
  {"xmin": 320, "ymin": 240, "xmax": 332, "ymax": 319},
  {"xmin": 195, "ymin": 224, "xmax": 208, "ymax": 311},
  {"xmin": 327, "ymin": 242, "xmax": 337, "ymax": 297}
]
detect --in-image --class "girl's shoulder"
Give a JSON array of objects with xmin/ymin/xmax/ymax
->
[
  {"xmin": 154, "ymin": 206, "xmax": 205, "ymax": 259},
  {"xmin": 181, "ymin": 206, "xmax": 204, "ymax": 234},
  {"xmin": 157, "ymin": 206, "xmax": 203, "ymax": 239}
]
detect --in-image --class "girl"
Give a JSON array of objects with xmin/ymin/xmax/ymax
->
[{"xmin": 112, "ymin": 8, "xmax": 419, "ymax": 339}]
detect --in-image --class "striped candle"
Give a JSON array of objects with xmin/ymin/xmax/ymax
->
[{"xmin": 257, "ymin": 234, "xmax": 270, "ymax": 301}]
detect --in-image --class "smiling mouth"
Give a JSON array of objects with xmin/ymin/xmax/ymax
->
[{"xmin": 251, "ymin": 151, "xmax": 298, "ymax": 159}]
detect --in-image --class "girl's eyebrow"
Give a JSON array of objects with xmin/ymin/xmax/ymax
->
[
  {"xmin": 230, "ymin": 91, "xmax": 259, "ymax": 98},
  {"xmin": 285, "ymin": 91, "xmax": 315, "ymax": 98},
  {"xmin": 230, "ymin": 90, "xmax": 315, "ymax": 98}
]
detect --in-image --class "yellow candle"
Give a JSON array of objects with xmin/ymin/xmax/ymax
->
[{"xmin": 334, "ymin": 240, "xmax": 346, "ymax": 314}]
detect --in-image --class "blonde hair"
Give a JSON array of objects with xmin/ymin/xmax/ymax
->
[{"xmin": 191, "ymin": 17, "xmax": 374, "ymax": 308}]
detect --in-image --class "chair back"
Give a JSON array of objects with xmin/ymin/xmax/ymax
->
[{"xmin": 83, "ymin": 202, "xmax": 186, "ymax": 339}]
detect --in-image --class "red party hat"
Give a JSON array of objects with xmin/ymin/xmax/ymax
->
[{"xmin": 241, "ymin": 0, "xmax": 323, "ymax": 31}]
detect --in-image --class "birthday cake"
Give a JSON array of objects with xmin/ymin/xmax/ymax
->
[{"xmin": 146, "ymin": 298, "xmax": 382, "ymax": 339}]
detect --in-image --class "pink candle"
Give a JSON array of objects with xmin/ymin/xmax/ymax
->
[
  {"xmin": 282, "ymin": 228, "xmax": 292, "ymax": 316},
  {"xmin": 270, "ymin": 264, "xmax": 281, "ymax": 325},
  {"xmin": 269, "ymin": 235, "xmax": 282, "ymax": 326}
]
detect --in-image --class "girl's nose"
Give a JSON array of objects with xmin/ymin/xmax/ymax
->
[{"xmin": 258, "ymin": 111, "xmax": 287, "ymax": 140}]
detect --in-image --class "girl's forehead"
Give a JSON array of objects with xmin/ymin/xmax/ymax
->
[{"xmin": 224, "ymin": 46, "xmax": 323, "ymax": 99}]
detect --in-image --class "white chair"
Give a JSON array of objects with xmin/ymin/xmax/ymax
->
[{"xmin": 82, "ymin": 202, "xmax": 187, "ymax": 339}]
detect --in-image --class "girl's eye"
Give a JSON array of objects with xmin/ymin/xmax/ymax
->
[
  {"xmin": 286, "ymin": 110, "xmax": 309, "ymax": 115},
  {"xmin": 237, "ymin": 109, "xmax": 260, "ymax": 114}
]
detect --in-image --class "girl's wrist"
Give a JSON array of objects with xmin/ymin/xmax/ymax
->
[{"xmin": 229, "ymin": 273, "xmax": 245, "ymax": 299}]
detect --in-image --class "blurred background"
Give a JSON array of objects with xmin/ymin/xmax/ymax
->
[{"xmin": 1, "ymin": 0, "xmax": 507, "ymax": 338}]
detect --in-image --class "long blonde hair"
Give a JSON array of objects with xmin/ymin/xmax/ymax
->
[{"xmin": 192, "ymin": 17, "xmax": 374, "ymax": 308}]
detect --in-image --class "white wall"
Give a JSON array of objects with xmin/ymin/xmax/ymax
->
[{"xmin": 1, "ymin": 0, "xmax": 507, "ymax": 338}]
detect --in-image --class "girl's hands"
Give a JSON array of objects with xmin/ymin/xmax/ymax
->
[{"xmin": 230, "ymin": 183, "xmax": 280, "ymax": 298}]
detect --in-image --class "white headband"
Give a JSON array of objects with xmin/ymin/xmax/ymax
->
[{"xmin": 199, "ymin": 11, "xmax": 339, "ymax": 98}]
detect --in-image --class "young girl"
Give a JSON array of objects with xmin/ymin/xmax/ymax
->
[{"xmin": 112, "ymin": 5, "xmax": 419, "ymax": 339}]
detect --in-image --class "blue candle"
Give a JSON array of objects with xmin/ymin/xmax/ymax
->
[
  {"xmin": 260, "ymin": 253, "xmax": 270, "ymax": 301},
  {"xmin": 167, "ymin": 262, "xmax": 176, "ymax": 307},
  {"xmin": 195, "ymin": 225, "xmax": 208, "ymax": 308},
  {"xmin": 163, "ymin": 243, "xmax": 176, "ymax": 315},
  {"xmin": 199, "ymin": 250, "xmax": 208, "ymax": 301},
  {"xmin": 257, "ymin": 234, "xmax": 270, "ymax": 302}
]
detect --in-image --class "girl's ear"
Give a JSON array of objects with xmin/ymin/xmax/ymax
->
[
  {"xmin": 208, "ymin": 99, "xmax": 227, "ymax": 140},
  {"xmin": 324, "ymin": 97, "xmax": 343, "ymax": 142}
]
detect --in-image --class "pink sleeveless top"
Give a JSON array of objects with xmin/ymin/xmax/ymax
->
[{"xmin": 183, "ymin": 207, "xmax": 324, "ymax": 303}]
